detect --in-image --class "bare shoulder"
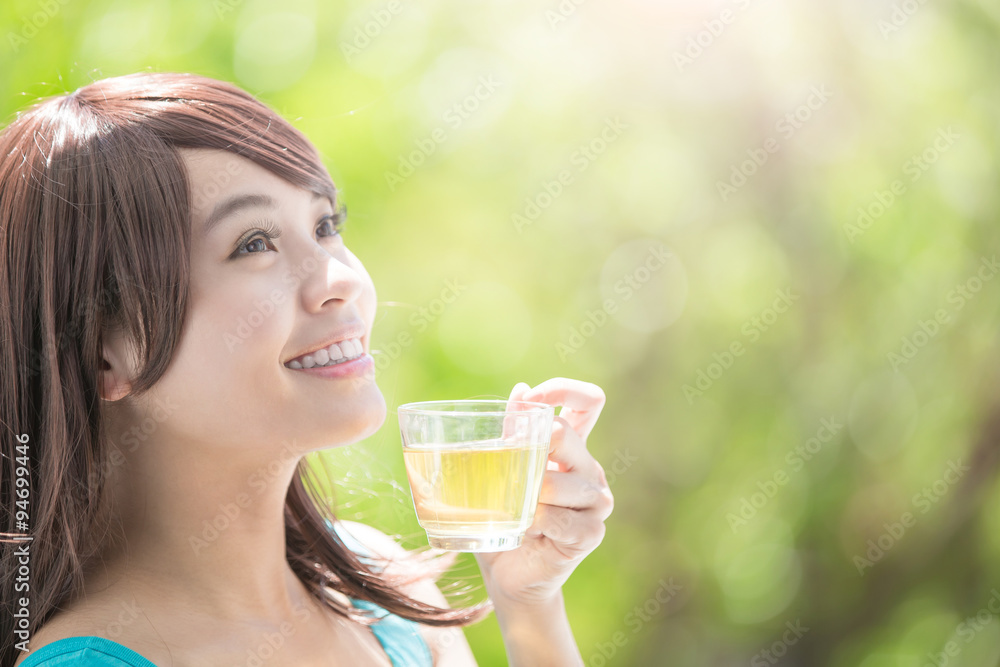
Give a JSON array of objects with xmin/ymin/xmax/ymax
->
[
  {"xmin": 13, "ymin": 599, "xmax": 170, "ymax": 667},
  {"xmin": 14, "ymin": 614, "xmax": 94, "ymax": 666},
  {"xmin": 335, "ymin": 520, "xmax": 479, "ymax": 666}
]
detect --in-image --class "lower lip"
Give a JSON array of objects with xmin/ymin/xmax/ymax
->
[{"xmin": 285, "ymin": 354, "xmax": 374, "ymax": 378}]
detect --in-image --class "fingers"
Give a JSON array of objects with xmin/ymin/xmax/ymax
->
[
  {"xmin": 547, "ymin": 416, "xmax": 598, "ymax": 476},
  {"xmin": 525, "ymin": 503, "xmax": 608, "ymax": 560},
  {"xmin": 520, "ymin": 377, "xmax": 606, "ymax": 440},
  {"xmin": 537, "ymin": 470, "xmax": 614, "ymax": 518}
]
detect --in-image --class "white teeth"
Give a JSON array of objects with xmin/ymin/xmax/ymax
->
[
  {"xmin": 337, "ymin": 338, "xmax": 363, "ymax": 360},
  {"xmin": 287, "ymin": 336, "xmax": 364, "ymax": 369}
]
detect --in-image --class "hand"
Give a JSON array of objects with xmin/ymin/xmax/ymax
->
[{"xmin": 475, "ymin": 377, "xmax": 613, "ymax": 609}]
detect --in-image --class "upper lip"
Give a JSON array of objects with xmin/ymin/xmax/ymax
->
[{"xmin": 284, "ymin": 322, "xmax": 367, "ymax": 365}]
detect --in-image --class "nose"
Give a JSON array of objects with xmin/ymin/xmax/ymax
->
[{"xmin": 297, "ymin": 244, "xmax": 365, "ymax": 313}]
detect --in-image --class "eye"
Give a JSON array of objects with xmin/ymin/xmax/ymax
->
[
  {"xmin": 244, "ymin": 237, "xmax": 270, "ymax": 253},
  {"xmin": 317, "ymin": 207, "xmax": 347, "ymax": 239},
  {"xmin": 232, "ymin": 219, "xmax": 281, "ymax": 258},
  {"xmin": 229, "ymin": 207, "xmax": 347, "ymax": 259}
]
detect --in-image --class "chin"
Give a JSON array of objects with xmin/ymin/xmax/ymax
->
[{"xmin": 311, "ymin": 388, "xmax": 387, "ymax": 451}]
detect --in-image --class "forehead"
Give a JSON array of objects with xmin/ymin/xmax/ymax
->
[{"xmin": 179, "ymin": 148, "xmax": 320, "ymax": 223}]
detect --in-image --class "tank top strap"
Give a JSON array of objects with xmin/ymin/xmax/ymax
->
[{"xmin": 325, "ymin": 519, "xmax": 433, "ymax": 667}]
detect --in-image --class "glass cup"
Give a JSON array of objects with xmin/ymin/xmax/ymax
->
[{"xmin": 397, "ymin": 399, "xmax": 555, "ymax": 552}]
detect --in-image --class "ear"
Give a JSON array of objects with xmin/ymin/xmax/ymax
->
[{"xmin": 99, "ymin": 326, "xmax": 139, "ymax": 402}]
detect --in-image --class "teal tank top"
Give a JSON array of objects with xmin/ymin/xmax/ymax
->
[{"xmin": 15, "ymin": 520, "xmax": 432, "ymax": 667}]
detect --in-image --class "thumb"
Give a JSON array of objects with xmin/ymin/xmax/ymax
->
[
  {"xmin": 502, "ymin": 382, "xmax": 532, "ymax": 440},
  {"xmin": 509, "ymin": 382, "xmax": 531, "ymax": 402}
]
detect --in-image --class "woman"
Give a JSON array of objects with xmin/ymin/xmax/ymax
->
[{"xmin": 0, "ymin": 72, "xmax": 613, "ymax": 666}]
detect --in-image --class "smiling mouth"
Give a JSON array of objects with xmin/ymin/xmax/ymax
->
[{"xmin": 285, "ymin": 336, "xmax": 365, "ymax": 369}]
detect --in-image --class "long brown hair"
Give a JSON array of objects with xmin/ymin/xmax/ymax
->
[{"xmin": 0, "ymin": 71, "xmax": 490, "ymax": 665}]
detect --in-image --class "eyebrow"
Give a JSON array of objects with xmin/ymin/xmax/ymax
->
[{"xmin": 202, "ymin": 191, "xmax": 327, "ymax": 236}]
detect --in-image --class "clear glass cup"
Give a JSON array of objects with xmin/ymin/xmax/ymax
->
[{"xmin": 397, "ymin": 399, "xmax": 555, "ymax": 552}]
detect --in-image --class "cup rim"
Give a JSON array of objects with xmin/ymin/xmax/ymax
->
[{"xmin": 397, "ymin": 399, "xmax": 553, "ymax": 416}]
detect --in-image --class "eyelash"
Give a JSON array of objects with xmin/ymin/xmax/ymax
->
[{"xmin": 232, "ymin": 209, "xmax": 347, "ymax": 258}]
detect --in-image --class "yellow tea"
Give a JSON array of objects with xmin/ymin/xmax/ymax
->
[{"xmin": 403, "ymin": 439, "xmax": 549, "ymax": 549}]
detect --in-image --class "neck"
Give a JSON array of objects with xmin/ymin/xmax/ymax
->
[{"xmin": 90, "ymin": 419, "xmax": 317, "ymax": 624}]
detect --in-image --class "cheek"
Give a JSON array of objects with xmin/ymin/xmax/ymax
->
[
  {"xmin": 147, "ymin": 275, "xmax": 292, "ymax": 443},
  {"xmin": 167, "ymin": 273, "xmax": 290, "ymax": 406},
  {"xmin": 197, "ymin": 279, "xmax": 286, "ymax": 360}
]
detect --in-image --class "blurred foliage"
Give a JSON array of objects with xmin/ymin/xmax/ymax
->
[{"xmin": 3, "ymin": 0, "xmax": 1000, "ymax": 664}]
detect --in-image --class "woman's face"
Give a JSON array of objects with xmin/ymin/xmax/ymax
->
[{"xmin": 127, "ymin": 148, "xmax": 385, "ymax": 458}]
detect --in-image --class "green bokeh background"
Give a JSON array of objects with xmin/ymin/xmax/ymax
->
[{"xmin": 3, "ymin": 0, "xmax": 1000, "ymax": 664}]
